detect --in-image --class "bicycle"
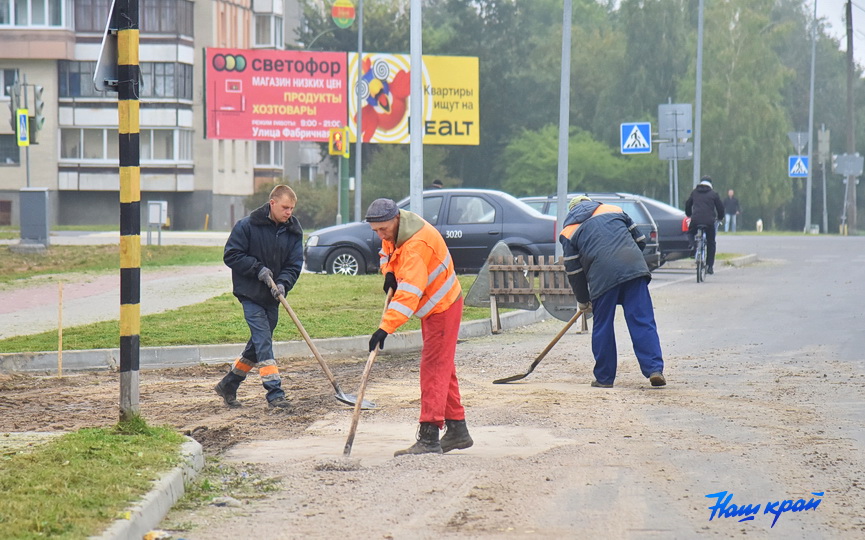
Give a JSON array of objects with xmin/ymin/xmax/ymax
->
[{"xmin": 694, "ymin": 224, "xmax": 708, "ymax": 283}]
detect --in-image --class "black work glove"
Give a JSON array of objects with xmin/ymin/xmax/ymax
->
[
  {"xmin": 369, "ymin": 328, "xmax": 388, "ymax": 352},
  {"xmin": 383, "ymin": 272, "xmax": 397, "ymax": 294},
  {"xmin": 257, "ymin": 266, "xmax": 273, "ymax": 283},
  {"xmin": 271, "ymin": 283, "xmax": 285, "ymax": 300}
]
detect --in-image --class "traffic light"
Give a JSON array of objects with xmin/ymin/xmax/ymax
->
[
  {"xmin": 328, "ymin": 126, "xmax": 349, "ymax": 158},
  {"xmin": 6, "ymin": 82, "xmax": 20, "ymax": 132},
  {"xmin": 831, "ymin": 154, "xmax": 838, "ymax": 174},
  {"xmin": 29, "ymin": 85, "xmax": 45, "ymax": 144},
  {"xmin": 32, "ymin": 85, "xmax": 45, "ymax": 132}
]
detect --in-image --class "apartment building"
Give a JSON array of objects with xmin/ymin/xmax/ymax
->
[{"xmin": 0, "ymin": 0, "xmax": 325, "ymax": 231}]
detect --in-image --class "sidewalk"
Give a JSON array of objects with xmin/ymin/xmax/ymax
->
[{"xmin": 0, "ymin": 265, "xmax": 230, "ymax": 340}]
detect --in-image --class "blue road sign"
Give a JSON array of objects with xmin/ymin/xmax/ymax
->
[
  {"xmin": 788, "ymin": 155, "xmax": 808, "ymax": 178},
  {"xmin": 620, "ymin": 122, "xmax": 652, "ymax": 155},
  {"xmin": 16, "ymin": 108, "xmax": 29, "ymax": 147}
]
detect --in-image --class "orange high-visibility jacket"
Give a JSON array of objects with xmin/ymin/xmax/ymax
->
[{"xmin": 379, "ymin": 209, "xmax": 462, "ymax": 334}]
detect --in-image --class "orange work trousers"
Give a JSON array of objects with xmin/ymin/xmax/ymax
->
[{"xmin": 418, "ymin": 296, "xmax": 465, "ymax": 427}]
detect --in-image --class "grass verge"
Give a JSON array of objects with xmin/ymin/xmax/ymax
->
[
  {"xmin": 0, "ymin": 274, "xmax": 494, "ymax": 353},
  {"xmin": 0, "ymin": 245, "xmax": 223, "ymax": 284},
  {"xmin": 0, "ymin": 416, "xmax": 184, "ymax": 539}
]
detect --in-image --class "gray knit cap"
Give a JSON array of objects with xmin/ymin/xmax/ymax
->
[{"xmin": 365, "ymin": 198, "xmax": 399, "ymax": 222}]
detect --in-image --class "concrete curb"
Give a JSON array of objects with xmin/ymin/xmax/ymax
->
[
  {"xmin": 91, "ymin": 438, "xmax": 204, "ymax": 540},
  {"xmin": 0, "ymin": 308, "xmax": 551, "ymax": 373},
  {"xmin": 727, "ymin": 253, "xmax": 758, "ymax": 267}
]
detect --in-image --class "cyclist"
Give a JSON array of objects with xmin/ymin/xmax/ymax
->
[{"xmin": 685, "ymin": 175, "xmax": 725, "ymax": 274}]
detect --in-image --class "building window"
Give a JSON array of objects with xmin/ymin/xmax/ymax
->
[
  {"xmin": 60, "ymin": 128, "xmax": 192, "ymax": 164},
  {"xmin": 254, "ymin": 14, "xmax": 283, "ymax": 48},
  {"xmin": 299, "ymin": 164, "xmax": 318, "ymax": 182},
  {"xmin": 1, "ymin": 69, "xmax": 19, "ymax": 95},
  {"xmin": 58, "ymin": 61, "xmax": 105, "ymax": 98},
  {"xmin": 73, "ymin": 0, "xmax": 111, "ymax": 32},
  {"xmin": 60, "ymin": 61, "xmax": 192, "ymax": 99},
  {"xmin": 75, "ymin": 0, "xmax": 193, "ymax": 35},
  {"xmin": 256, "ymin": 141, "xmax": 283, "ymax": 168},
  {"xmin": 1, "ymin": 0, "xmax": 65, "ymax": 27},
  {"xmin": 140, "ymin": 0, "xmax": 194, "ymax": 36},
  {"xmin": 0, "ymin": 134, "xmax": 20, "ymax": 165}
]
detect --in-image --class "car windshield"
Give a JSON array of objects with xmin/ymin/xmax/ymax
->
[{"xmin": 637, "ymin": 197, "xmax": 685, "ymax": 215}]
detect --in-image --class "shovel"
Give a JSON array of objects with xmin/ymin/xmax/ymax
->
[
  {"xmin": 492, "ymin": 309, "xmax": 585, "ymax": 384},
  {"xmin": 267, "ymin": 276, "xmax": 375, "ymax": 409},
  {"xmin": 343, "ymin": 290, "xmax": 393, "ymax": 457}
]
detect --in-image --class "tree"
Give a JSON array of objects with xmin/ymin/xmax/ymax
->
[{"xmin": 500, "ymin": 124, "xmax": 665, "ymax": 196}]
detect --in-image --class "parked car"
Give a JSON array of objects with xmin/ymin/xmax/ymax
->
[
  {"xmin": 627, "ymin": 195, "xmax": 692, "ymax": 264},
  {"xmin": 520, "ymin": 193, "xmax": 661, "ymax": 271},
  {"xmin": 305, "ymin": 189, "xmax": 559, "ymax": 275}
]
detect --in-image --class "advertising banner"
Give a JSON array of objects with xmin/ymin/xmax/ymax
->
[
  {"xmin": 205, "ymin": 48, "xmax": 347, "ymax": 141},
  {"xmin": 348, "ymin": 53, "xmax": 479, "ymax": 145}
]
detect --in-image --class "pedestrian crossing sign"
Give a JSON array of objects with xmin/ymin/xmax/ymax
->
[
  {"xmin": 620, "ymin": 122, "xmax": 652, "ymax": 155},
  {"xmin": 788, "ymin": 155, "xmax": 808, "ymax": 177}
]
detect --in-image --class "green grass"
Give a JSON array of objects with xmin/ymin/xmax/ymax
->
[
  {"xmin": 0, "ymin": 274, "xmax": 493, "ymax": 353},
  {"xmin": 0, "ymin": 245, "xmax": 223, "ymax": 284},
  {"xmin": 0, "ymin": 417, "xmax": 184, "ymax": 539}
]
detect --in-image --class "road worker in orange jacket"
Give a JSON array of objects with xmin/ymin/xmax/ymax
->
[{"xmin": 365, "ymin": 198, "xmax": 474, "ymax": 457}]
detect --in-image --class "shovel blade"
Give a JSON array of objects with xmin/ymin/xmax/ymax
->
[
  {"xmin": 335, "ymin": 392, "xmax": 376, "ymax": 410},
  {"xmin": 492, "ymin": 372, "xmax": 530, "ymax": 384}
]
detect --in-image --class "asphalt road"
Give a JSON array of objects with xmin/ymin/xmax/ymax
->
[{"xmin": 152, "ymin": 232, "xmax": 865, "ymax": 538}]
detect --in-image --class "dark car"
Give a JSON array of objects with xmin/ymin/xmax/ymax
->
[
  {"xmin": 305, "ymin": 188, "xmax": 558, "ymax": 275},
  {"xmin": 520, "ymin": 193, "xmax": 661, "ymax": 271},
  {"xmin": 522, "ymin": 192, "xmax": 692, "ymax": 266},
  {"xmin": 627, "ymin": 194, "xmax": 692, "ymax": 264}
]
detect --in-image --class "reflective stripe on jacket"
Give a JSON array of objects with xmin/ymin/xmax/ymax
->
[{"xmin": 379, "ymin": 209, "xmax": 462, "ymax": 334}]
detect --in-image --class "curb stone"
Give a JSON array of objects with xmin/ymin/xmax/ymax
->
[
  {"xmin": 91, "ymin": 437, "xmax": 204, "ymax": 540},
  {"xmin": 0, "ymin": 307, "xmax": 550, "ymax": 373}
]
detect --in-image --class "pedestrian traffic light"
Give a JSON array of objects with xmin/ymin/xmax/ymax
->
[
  {"xmin": 6, "ymin": 82, "xmax": 20, "ymax": 132},
  {"xmin": 831, "ymin": 154, "xmax": 838, "ymax": 174},
  {"xmin": 328, "ymin": 126, "xmax": 350, "ymax": 158}
]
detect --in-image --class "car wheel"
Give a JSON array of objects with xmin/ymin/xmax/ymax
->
[
  {"xmin": 326, "ymin": 247, "xmax": 366, "ymax": 276},
  {"xmin": 510, "ymin": 246, "xmax": 532, "ymax": 263}
]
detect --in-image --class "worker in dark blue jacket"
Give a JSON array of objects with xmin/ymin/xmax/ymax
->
[
  {"xmin": 559, "ymin": 195, "xmax": 665, "ymax": 389},
  {"xmin": 215, "ymin": 184, "xmax": 303, "ymax": 410}
]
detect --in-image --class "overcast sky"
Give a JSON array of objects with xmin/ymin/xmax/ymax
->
[{"xmin": 815, "ymin": 0, "xmax": 865, "ymax": 68}]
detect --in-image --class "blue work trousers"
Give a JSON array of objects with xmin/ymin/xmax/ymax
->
[
  {"xmin": 218, "ymin": 299, "xmax": 284, "ymax": 402},
  {"xmin": 590, "ymin": 277, "xmax": 664, "ymax": 385}
]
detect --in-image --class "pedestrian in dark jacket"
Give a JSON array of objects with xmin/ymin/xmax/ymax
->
[
  {"xmin": 215, "ymin": 184, "xmax": 303, "ymax": 410},
  {"xmin": 723, "ymin": 189, "xmax": 741, "ymax": 232},
  {"xmin": 559, "ymin": 195, "xmax": 666, "ymax": 389},
  {"xmin": 686, "ymin": 176, "xmax": 725, "ymax": 274}
]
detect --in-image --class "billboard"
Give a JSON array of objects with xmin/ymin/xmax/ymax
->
[
  {"xmin": 205, "ymin": 48, "xmax": 347, "ymax": 142},
  {"xmin": 348, "ymin": 53, "xmax": 479, "ymax": 145}
]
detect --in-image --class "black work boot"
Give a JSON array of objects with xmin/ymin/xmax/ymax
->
[
  {"xmin": 394, "ymin": 423, "xmax": 443, "ymax": 457},
  {"xmin": 214, "ymin": 381, "xmax": 241, "ymax": 408},
  {"xmin": 440, "ymin": 419, "xmax": 474, "ymax": 453}
]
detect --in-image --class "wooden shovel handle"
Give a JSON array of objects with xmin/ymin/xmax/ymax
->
[{"xmin": 343, "ymin": 290, "xmax": 394, "ymax": 456}]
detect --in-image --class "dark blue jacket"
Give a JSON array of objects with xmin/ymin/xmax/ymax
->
[
  {"xmin": 224, "ymin": 202, "xmax": 303, "ymax": 307},
  {"xmin": 559, "ymin": 201, "xmax": 649, "ymax": 303}
]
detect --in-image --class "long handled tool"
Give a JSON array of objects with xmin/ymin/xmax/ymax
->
[
  {"xmin": 267, "ymin": 276, "xmax": 375, "ymax": 409},
  {"xmin": 343, "ymin": 291, "xmax": 393, "ymax": 457},
  {"xmin": 492, "ymin": 309, "xmax": 585, "ymax": 384}
]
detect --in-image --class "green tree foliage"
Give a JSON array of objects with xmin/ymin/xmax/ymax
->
[
  {"xmin": 294, "ymin": 0, "xmax": 863, "ymax": 231},
  {"xmin": 678, "ymin": 0, "xmax": 794, "ymax": 230},
  {"xmin": 501, "ymin": 125, "xmax": 665, "ymax": 197},
  {"xmin": 360, "ymin": 145, "xmax": 458, "ymax": 206}
]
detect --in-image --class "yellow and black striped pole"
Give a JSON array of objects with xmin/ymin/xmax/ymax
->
[{"xmin": 117, "ymin": 0, "xmax": 140, "ymax": 421}]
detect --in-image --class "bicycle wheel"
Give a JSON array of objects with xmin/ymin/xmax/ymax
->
[{"xmin": 695, "ymin": 231, "xmax": 705, "ymax": 283}]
